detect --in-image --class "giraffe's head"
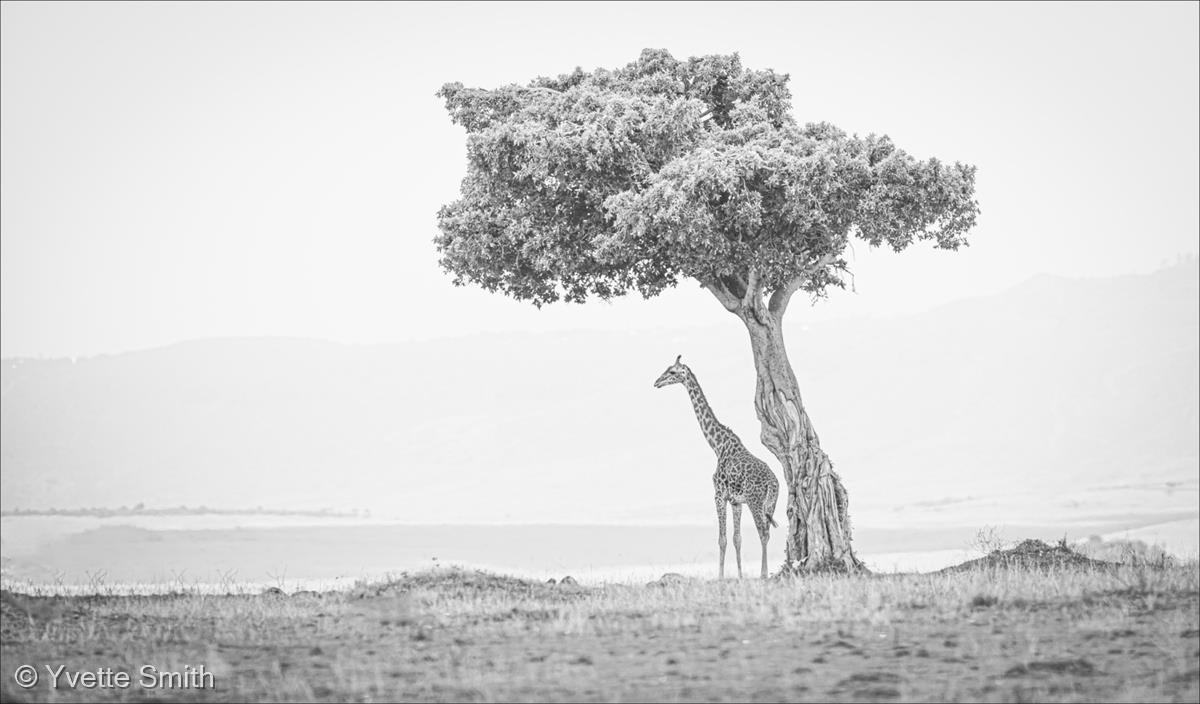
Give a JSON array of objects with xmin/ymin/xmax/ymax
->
[{"xmin": 653, "ymin": 355, "xmax": 689, "ymax": 388}]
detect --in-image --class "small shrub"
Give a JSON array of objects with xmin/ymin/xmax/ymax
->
[{"xmin": 972, "ymin": 526, "xmax": 1008, "ymax": 555}]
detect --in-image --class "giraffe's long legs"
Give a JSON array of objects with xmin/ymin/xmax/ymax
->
[
  {"xmin": 715, "ymin": 495, "xmax": 727, "ymax": 579},
  {"xmin": 759, "ymin": 530, "xmax": 770, "ymax": 580},
  {"xmin": 731, "ymin": 502, "xmax": 744, "ymax": 579},
  {"xmin": 751, "ymin": 507, "xmax": 770, "ymax": 579}
]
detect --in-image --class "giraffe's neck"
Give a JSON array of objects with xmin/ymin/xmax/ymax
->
[{"xmin": 682, "ymin": 370, "xmax": 738, "ymax": 457}]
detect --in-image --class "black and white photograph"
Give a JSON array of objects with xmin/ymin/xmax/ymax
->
[{"xmin": 1, "ymin": 1, "xmax": 1198, "ymax": 702}]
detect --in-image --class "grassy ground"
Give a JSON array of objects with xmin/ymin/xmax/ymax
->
[{"xmin": 2, "ymin": 561, "xmax": 1198, "ymax": 703}]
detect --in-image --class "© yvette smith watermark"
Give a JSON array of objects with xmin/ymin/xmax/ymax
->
[{"xmin": 12, "ymin": 664, "xmax": 214, "ymax": 690}]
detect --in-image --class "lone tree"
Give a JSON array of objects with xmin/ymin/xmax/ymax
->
[{"xmin": 435, "ymin": 49, "xmax": 979, "ymax": 573}]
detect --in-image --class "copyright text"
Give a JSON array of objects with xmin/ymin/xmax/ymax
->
[{"xmin": 12, "ymin": 664, "xmax": 214, "ymax": 690}]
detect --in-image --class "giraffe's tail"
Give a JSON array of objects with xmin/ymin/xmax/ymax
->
[{"xmin": 765, "ymin": 483, "xmax": 779, "ymax": 529}]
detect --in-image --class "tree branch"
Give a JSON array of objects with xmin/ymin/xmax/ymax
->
[
  {"xmin": 700, "ymin": 276, "xmax": 741, "ymax": 312},
  {"xmin": 742, "ymin": 268, "xmax": 762, "ymax": 310},
  {"xmin": 741, "ymin": 268, "xmax": 770, "ymax": 325},
  {"xmin": 767, "ymin": 253, "xmax": 837, "ymax": 318},
  {"xmin": 719, "ymin": 273, "xmax": 747, "ymax": 300}
]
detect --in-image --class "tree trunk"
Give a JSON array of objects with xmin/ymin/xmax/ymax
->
[{"xmin": 739, "ymin": 311, "xmax": 865, "ymax": 574}]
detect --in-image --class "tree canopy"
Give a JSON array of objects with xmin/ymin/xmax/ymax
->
[{"xmin": 436, "ymin": 49, "xmax": 979, "ymax": 316}]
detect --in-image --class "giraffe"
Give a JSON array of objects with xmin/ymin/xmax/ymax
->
[{"xmin": 654, "ymin": 355, "xmax": 780, "ymax": 579}]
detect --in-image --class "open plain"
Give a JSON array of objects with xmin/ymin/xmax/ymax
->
[{"xmin": 2, "ymin": 558, "xmax": 1198, "ymax": 703}]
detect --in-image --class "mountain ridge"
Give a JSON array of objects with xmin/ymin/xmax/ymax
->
[{"xmin": 2, "ymin": 263, "xmax": 1196, "ymax": 526}]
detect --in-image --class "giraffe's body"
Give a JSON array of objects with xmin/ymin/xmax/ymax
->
[{"xmin": 654, "ymin": 357, "xmax": 779, "ymax": 579}]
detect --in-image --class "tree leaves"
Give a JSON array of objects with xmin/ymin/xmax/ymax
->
[{"xmin": 435, "ymin": 49, "xmax": 979, "ymax": 311}]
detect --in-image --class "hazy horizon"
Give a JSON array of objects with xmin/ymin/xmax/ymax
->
[{"xmin": 4, "ymin": 263, "xmax": 1195, "ymax": 529}]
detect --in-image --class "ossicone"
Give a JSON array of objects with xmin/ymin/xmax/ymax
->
[{"xmin": 675, "ymin": 354, "xmax": 681, "ymax": 364}]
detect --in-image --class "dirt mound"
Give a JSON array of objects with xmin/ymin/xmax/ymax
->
[
  {"xmin": 941, "ymin": 539, "xmax": 1115, "ymax": 573},
  {"xmin": 347, "ymin": 567, "xmax": 589, "ymax": 600},
  {"xmin": 646, "ymin": 572, "xmax": 692, "ymax": 587}
]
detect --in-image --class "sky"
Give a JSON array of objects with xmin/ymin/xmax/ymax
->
[{"xmin": 2, "ymin": 1, "xmax": 1197, "ymax": 358}]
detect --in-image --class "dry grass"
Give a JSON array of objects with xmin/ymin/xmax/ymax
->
[{"xmin": 2, "ymin": 561, "xmax": 1198, "ymax": 702}]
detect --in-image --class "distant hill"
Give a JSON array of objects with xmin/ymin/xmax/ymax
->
[{"xmin": 2, "ymin": 263, "xmax": 1196, "ymax": 526}]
